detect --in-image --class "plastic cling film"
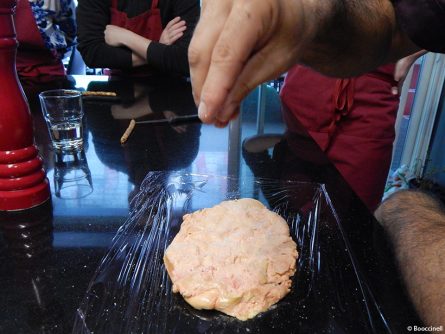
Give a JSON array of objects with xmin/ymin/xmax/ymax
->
[{"xmin": 73, "ymin": 172, "xmax": 391, "ymax": 334}]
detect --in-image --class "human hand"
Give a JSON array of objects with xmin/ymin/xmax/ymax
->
[
  {"xmin": 105, "ymin": 25, "xmax": 133, "ymax": 47},
  {"xmin": 160, "ymin": 17, "xmax": 186, "ymax": 45},
  {"xmin": 189, "ymin": 0, "xmax": 305, "ymax": 126},
  {"xmin": 392, "ymin": 50, "xmax": 427, "ymax": 95}
]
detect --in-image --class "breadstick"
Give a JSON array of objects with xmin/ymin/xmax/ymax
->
[
  {"xmin": 82, "ymin": 91, "xmax": 117, "ymax": 97},
  {"xmin": 120, "ymin": 119, "xmax": 136, "ymax": 144}
]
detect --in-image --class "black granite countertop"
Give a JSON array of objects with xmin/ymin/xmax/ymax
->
[{"xmin": 0, "ymin": 75, "xmax": 421, "ymax": 333}]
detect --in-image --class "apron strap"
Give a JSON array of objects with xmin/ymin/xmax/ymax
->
[
  {"xmin": 151, "ymin": 0, "xmax": 159, "ymax": 10},
  {"xmin": 327, "ymin": 78, "xmax": 355, "ymax": 136}
]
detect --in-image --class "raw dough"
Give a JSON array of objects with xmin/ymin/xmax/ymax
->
[{"xmin": 164, "ymin": 198, "xmax": 298, "ymax": 321}]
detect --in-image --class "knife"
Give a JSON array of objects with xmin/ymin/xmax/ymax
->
[{"xmin": 135, "ymin": 114, "xmax": 201, "ymax": 126}]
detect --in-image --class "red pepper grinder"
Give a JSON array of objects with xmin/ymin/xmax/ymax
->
[{"xmin": 0, "ymin": 0, "xmax": 50, "ymax": 210}]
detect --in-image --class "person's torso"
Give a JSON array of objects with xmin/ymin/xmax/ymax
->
[
  {"xmin": 14, "ymin": 0, "xmax": 67, "ymax": 76},
  {"xmin": 111, "ymin": 0, "xmax": 177, "ymax": 28},
  {"xmin": 280, "ymin": 64, "xmax": 399, "ymax": 150}
]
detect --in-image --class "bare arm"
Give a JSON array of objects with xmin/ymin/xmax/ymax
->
[
  {"xmin": 299, "ymin": 0, "xmax": 419, "ymax": 77},
  {"xmin": 375, "ymin": 190, "xmax": 445, "ymax": 326},
  {"xmin": 104, "ymin": 26, "xmax": 152, "ymax": 66}
]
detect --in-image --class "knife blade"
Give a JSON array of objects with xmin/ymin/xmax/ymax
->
[{"xmin": 135, "ymin": 114, "xmax": 201, "ymax": 125}]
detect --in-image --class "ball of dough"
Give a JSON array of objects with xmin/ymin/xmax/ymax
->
[{"xmin": 164, "ymin": 198, "xmax": 298, "ymax": 321}]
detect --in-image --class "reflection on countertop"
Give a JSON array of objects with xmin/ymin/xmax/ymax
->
[{"xmin": 0, "ymin": 74, "xmax": 421, "ymax": 333}]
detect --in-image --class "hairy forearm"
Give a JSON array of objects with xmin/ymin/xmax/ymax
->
[
  {"xmin": 375, "ymin": 190, "xmax": 445, "ymax": 326},
  {"xmin": 299, "ymin": 0, "xmax": 416, "ymax": 77}
]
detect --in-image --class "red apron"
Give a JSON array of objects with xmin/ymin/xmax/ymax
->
[
  {"xmin": 14, "ymin": 0, "xmax": 65, "ymax": 77},
  {"xmin": 109, "ymin": 0, "xmax": 163, "ymax": 76},
  {"xmin": 280, "ymin": 64, "xmax": 399, "ymax": 211}
]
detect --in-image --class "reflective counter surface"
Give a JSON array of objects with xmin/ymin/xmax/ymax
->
[{"xmin": 0, "ymin": 75, "xmax": 421, "ymax": 333}]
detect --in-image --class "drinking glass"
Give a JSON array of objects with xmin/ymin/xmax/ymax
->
[
  {"xmin": 39, "ymin": 89, "xmax": 84, "ymax": 151},
  {"xmin": 53, "ymin": 149, "xmax": 93, "ymax": 199}
]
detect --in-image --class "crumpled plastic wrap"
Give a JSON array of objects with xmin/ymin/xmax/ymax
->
[{"xmin": 73, "ymin": 171, "xmax": 391, "ymax": 334}]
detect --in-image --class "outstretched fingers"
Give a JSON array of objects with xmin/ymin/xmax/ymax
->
[
  {"xmin": 188, "ymin": 1, "xmax": 234, "ymax": 122},
  {"xmin": 193, "ymin": 3, "xmax": 266, "ymax": 123},
  {"xmin": 220, "ymin": 43, "xmax": 298, "ymax": 122}
]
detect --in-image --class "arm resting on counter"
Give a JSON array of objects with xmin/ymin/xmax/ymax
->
[{"xmin": 375, "ymin": 190, "xmax": 445, "ymax": 326}]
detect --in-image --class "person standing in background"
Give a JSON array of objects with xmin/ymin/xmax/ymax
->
[
  {"xmin": 280, "ymin": 64, "xmax": 399, "ymax": 212},
  {"xmin": 14, "ymin": 0, "xmax": 76, "ymax": 77},
  {"xmin": 76, "ymin": 0, "xmax": 199, "ymax": 76},
  {"xmin": 280, "ymin": 50, "xmax": 425, "ymax": 211}
]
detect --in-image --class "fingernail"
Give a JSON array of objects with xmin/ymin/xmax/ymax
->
[
  {"xmin": 391, "ymin": 87, "xmax": 398, "ymax": 95},
  {"xmin": 198, "ymin": 102, "xmax": 208, "ymax": 120}
]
